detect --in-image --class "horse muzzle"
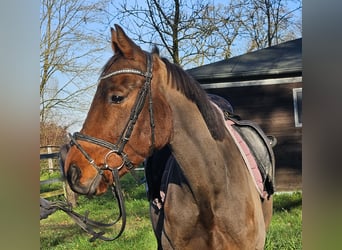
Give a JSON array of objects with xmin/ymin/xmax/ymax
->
[{"xmin": 66, "ymin": 163, "xmax": 105, "ymax": 196}]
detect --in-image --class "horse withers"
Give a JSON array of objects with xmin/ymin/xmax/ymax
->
[{"xmin": 62, "ymin": 24, "xmax": 274, "ymax": 249}]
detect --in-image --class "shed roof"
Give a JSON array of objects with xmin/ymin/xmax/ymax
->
[{"xmin": 187, "ymin": 38, "xmax": 302, "ymax": 83}]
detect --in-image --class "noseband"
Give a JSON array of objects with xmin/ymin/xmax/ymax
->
[
  {"xmin": 69, "ymin": 53, "xmax": 154, "ymax": 175},
  {"xmin": 64, "ymin": 53, "xmax": 154, "ymax": 241}
]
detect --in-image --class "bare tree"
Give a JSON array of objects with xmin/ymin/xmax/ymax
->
[
  {"xmin": 202, "ymin": 2, "xmax": 245, "ymax": 60},
  {"xmin": 113, "ymin": 0, "xmax": 244, "ymax": 67},
  {"xmin": 40, "ymin": 0, "xmax": 111, "ymax": 125},
  {"xmin": 241, "ymin": 0, "xmax": 302, "ymax": 51},
  {"xmin": 40, "ymin": 0, "xmax": 301, "ymax": 134},
  {"xmin": 40, "ymin": 122, "xmax": 68, "ymax": 146}
]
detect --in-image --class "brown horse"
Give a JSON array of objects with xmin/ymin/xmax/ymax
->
[{"xmin": 63, "ymin": 24, "xmax": 273, "ymax": 249}]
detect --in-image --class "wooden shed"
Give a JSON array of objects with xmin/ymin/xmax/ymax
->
[{"xmin": 187, "ymin": 38, "xmax": 302, "ymax": 191}]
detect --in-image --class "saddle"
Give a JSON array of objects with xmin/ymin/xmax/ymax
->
[
  {"xmin": 145, "ymin": 98, "xmax": 277, "ymax": 206},
  {"xmin": 224, "ymin": 111, "xmax": 276, "ymax": 198}
]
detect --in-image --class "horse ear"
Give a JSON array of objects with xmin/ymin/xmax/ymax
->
[
  {"xmin": 111, "ymin": 24, "xmax": 140, "ymax": 59},
  {"xmin": 110, "ymin": 27, "xmax": 119, "ymax": 53}
]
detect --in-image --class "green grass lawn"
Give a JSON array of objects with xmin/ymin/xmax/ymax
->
[
  {"xmin": 265, "ymin": 191, "xmax": 302, "ymax": 249},
  {"xmin": 40, "ymin": 173, "xmax": 302, "ymax": 249}
]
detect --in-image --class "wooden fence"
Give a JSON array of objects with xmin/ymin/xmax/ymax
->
[{"xmin": 40, "ymin": 145, "xmax": 77, "ymax": 206}]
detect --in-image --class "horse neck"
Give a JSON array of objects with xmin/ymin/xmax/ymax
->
[{"xmin": 166, "ymin": 92, "xmax": 248, "ymax": 200}]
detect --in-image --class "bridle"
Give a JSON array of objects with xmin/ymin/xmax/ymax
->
[
  {"xmin": 65, "ymin": 53, "xmax": 155, "ymax": 241},
  {"xmin": 69, "ymin": 52, "xmax": 154, "ymax": 175}
]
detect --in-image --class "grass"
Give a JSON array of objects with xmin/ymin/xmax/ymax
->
[
  {"xmin": 40, "ymin": 171, "xmax": 65, "ymax": 199},
  {"xmin": 40, "ymin": 172, "xmax": 157, "ymax": 250},
  {"xmin": 265, "ymin": 191, "xmax": 302, "ymax": 249},
  {"xmin": 40, "ymin": 173, "xmax": 302, "ymax": 249}
]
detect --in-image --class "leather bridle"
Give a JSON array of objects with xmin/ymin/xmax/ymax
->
[
  {"xmin": 69, "ymin": 53, "xmax": 154, "ymax": 175},
  {"xmin": 64, "ymin": 53, "xmax": 155, "ymax": 241}
]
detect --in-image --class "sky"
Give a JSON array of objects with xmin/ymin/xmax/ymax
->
[{"xmin": 44, "ymin": 0, "xmax": 302, "ymax": 133}]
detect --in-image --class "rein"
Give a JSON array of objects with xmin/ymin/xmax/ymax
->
[
  {"xmin": 64, "ymin": 53, "xmax": 154, "ymax": 241},
  {"xmin": 50, "ymin": 168, "xmax": 126, "ymax": 241}
]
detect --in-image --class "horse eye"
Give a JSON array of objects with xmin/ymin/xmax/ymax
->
[{"xmin": 110, "ymin": 95, "xmax": 124, "ymax": 104}]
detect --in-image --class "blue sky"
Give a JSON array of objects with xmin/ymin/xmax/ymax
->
[{"xmin": 45, "ymin": 0, "xmax": 302, "ymax": 132}]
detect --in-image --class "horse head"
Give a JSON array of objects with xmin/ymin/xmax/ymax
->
[{"xmin": 63, "ymin": 25, "xmax": 172, "ymax": 195}]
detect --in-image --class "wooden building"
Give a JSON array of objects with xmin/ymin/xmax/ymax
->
[{"xmin": 187, "ymin": 38, "xmax": 302, "ymax": 191}]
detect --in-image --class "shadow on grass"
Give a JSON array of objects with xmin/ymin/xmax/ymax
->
[
  {"xmin": 273, "ymin": 192, "xmax": 302, "ymax": 212},
  {"xmin": 40, "ymin": 223, "xmax": 83, "ymax": 248}
]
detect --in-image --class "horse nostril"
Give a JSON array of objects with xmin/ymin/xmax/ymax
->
[{"xmin": 68, "ymin": 164, "xmax": 81, "ymax": 185}]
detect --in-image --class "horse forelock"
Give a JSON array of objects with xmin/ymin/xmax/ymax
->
[{"xmin": 159, "ymin": 57, "xmax": 226, "ymax": 141}]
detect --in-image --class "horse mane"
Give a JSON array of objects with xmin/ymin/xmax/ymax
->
[
  {"xmin": 155, "ymin": 52, "xmax": 226, "ymax": 141},
  {"xmin": 100, "ymin": 48, "xmax": 226, "ymax": 141}
]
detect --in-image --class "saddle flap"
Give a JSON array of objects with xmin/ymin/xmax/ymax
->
[{"xmin": 228, "ymin": 117, "xmax": 276, "ymax": 196}]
